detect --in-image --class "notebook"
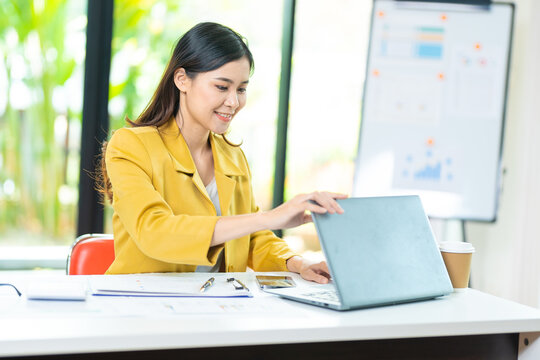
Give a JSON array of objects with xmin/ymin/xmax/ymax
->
[{"xmin": 264, "ymin": 195, "xmax": 453, "ymax": 310}]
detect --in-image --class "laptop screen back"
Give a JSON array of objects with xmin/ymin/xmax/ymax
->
[{"xmin": 312, "ymin": 196, "xmax": 452, "ymax": 309}]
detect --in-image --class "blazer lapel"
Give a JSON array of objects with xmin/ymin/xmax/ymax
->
[
  {"xmin": 210, "ymin": 134, "xmax": 245, "ymax": 216},
  {"xmin": 159, "ymin": 119, "xmax": 247, "ymax": 216},
  {"xmin": 159, "ymin": 119, "xmax": 212, "ymax": 206},
  {"xmin": 214, "ymin": 172, "xmax": 235, "ymax": 216}
]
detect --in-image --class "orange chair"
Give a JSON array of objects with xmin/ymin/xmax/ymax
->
[{"xmin": 66, "ymin": 233, "xmax": 115, "ymax": 275}]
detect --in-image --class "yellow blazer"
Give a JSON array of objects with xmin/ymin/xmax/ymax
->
[{"xmin": 104, "ymin": 118, "xmax": 296, "ymax": 274}]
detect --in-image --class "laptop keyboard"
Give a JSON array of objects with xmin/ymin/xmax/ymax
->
[{"xmin": 300, "ymin": 290, "xmax": 340, "ymax": 303}]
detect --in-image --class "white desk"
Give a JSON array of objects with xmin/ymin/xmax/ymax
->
[{"xmin": 1, "ymin": 271, "xmax": 540, "ymax": 359}]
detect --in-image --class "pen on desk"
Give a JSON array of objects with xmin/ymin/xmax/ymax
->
[
  {"xmin": 227, "ymin": 278, "xmax": 249, "ymax": 291},
  {"xmin": 199, "ymin": 277, "xmax": 215, "ymax": 293},
  {"xmin": 234, "ymin": 278, "xmax": 249, "ymax": 291}
]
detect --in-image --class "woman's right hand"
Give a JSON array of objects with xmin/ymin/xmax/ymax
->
[{"xmin": 262, "ymin": 192, "xmax": 348, "ymax": 230}]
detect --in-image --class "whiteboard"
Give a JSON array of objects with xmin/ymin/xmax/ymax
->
[{"xmin": 353, "ymin": 0, "xmax": 514, "ymax": 221}]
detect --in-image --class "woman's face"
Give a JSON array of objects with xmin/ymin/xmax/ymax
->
[{"xmin": 177, "ymin": 57, "xmax": 251, "ymax": 135}]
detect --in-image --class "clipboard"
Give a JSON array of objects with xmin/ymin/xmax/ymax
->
[{"xmin": 89, "ymin": 275, "xmax": 252, "ymax": 298}]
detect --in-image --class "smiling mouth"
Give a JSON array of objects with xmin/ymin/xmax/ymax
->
[{"xmin": 215, "ymin": 111, "xmax": 233, "ymax": 122}]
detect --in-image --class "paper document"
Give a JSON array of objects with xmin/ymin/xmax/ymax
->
[
  {"xmin": 26, "ymin": 278, "xmax": 87, "ymax": 301},
  {"xmin": 90, "ymin": 275, "xmax": 252, "ymax": 298}
]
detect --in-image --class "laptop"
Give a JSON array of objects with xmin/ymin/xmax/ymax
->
[{"xmin": 264, "ymin": 195, "xmax": 453, "ymax": 310}]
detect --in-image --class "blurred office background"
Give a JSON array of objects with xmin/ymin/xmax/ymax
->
[{"xmin": 1, "ymin": 0, "xmax": 539, "ymax": 309}]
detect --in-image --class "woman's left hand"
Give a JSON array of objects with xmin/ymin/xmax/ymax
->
[{"xmin": 286, "ymin": 256, "xmax": 331, "ymax": 284}]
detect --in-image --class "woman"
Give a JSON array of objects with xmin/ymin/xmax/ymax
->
[{"xmin": 102, "ymin": 22, "xmax": 346, "ymax": 283}]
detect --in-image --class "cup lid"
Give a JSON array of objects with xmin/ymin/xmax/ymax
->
[{"xmin": 438, "ymin": 241, "xmax": 475, "ymax": 253}]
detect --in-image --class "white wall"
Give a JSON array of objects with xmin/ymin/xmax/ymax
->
[{"xmin": 461, "ymin": 0, "xmax": 540, "ymax": 307}]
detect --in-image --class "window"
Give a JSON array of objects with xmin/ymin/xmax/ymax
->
[
  {"xmin": 0, "ymin": 1, "xmax": 86, "ymax": 247},
  {"xmin": 284, "ymin": 0, "xmax": 372, "ymax": 256}
]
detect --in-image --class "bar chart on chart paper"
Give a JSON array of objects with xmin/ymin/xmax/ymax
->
[
  {"xmin": 354, "ymin": 0, "xmax": 514, "ymax": 220},
  {"xmin": 393, "ymin": 140, "xmax": 459, "ymax": 193}
]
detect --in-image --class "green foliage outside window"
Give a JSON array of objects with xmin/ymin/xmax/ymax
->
[{"xmin": 0, "ymin": 0, "xmax": 85, "ymax": 245}]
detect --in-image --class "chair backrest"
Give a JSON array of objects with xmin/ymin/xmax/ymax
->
[{"xmin": 67, "ymin": 234, "xmax": 115, "ymax": 275}]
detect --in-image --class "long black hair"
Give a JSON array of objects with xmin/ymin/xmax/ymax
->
[
  {"xmin": 98, "ymin": 22, "xmax": 254, "ymax": 203},
  {"xmin": 133, "ymin": 22, "xmax": 254, "ymax": 128}
]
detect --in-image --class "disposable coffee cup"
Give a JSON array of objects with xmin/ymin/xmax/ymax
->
[{"xmin": 439, "ymin": 241, "xmax": 475, "ymax": 289}]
